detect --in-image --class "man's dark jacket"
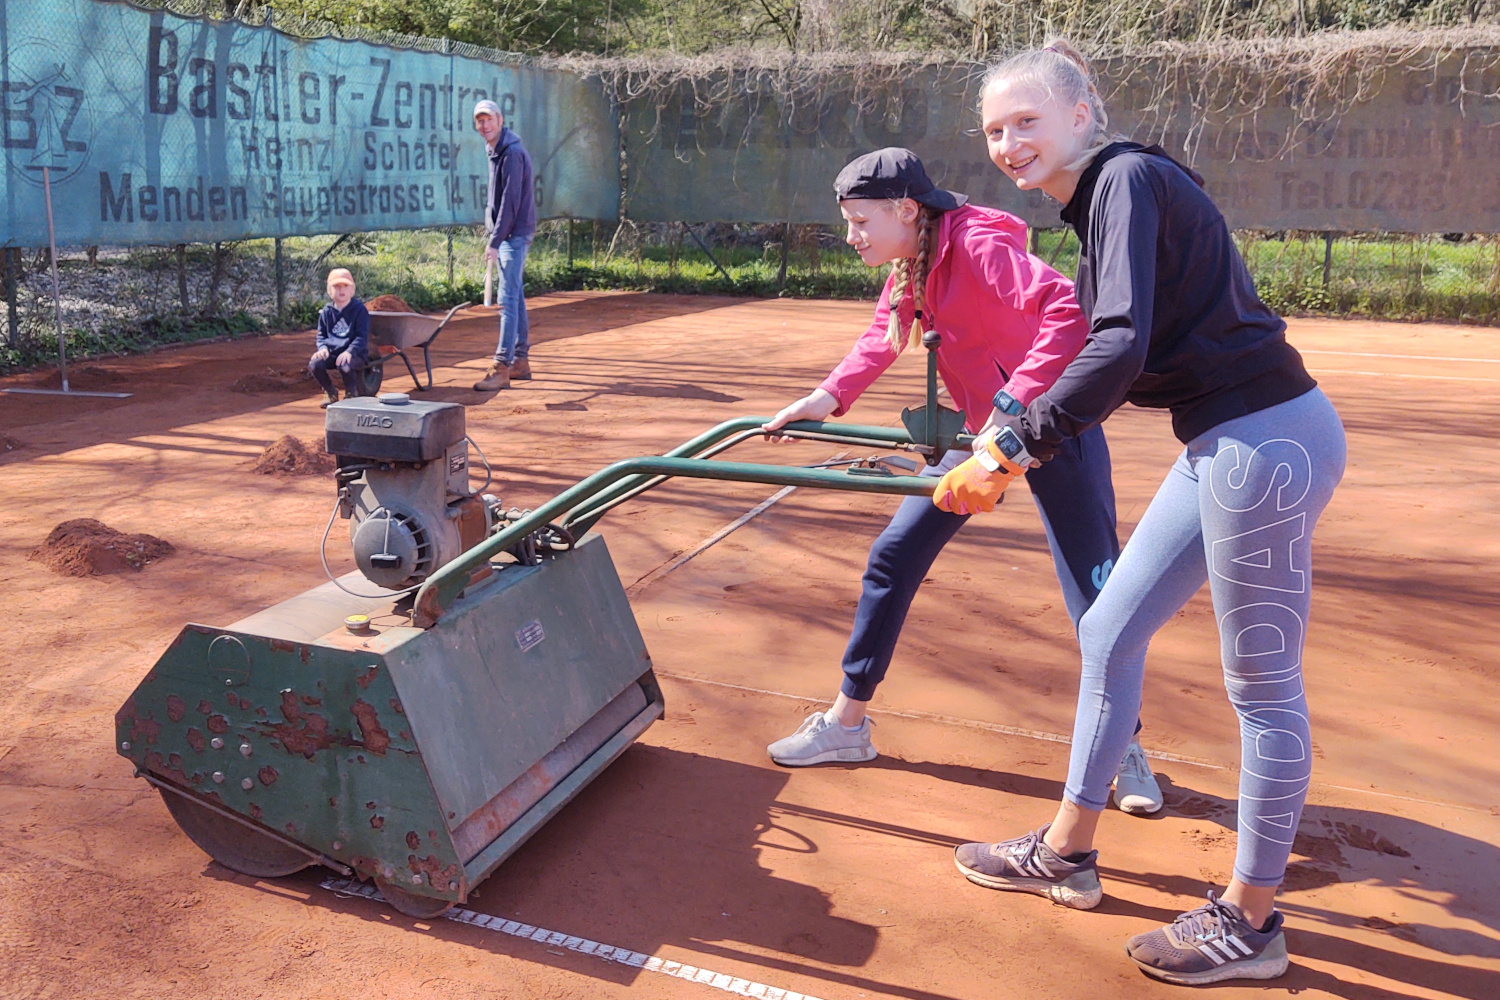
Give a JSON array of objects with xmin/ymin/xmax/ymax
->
[{"xmin": 487, "ymin": 127, "xmax": 536, "ymax": 248}]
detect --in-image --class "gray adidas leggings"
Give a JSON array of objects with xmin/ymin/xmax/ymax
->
[{"xmin": 1065, "ymin": 388, "xmax": 1346, "ymax": 887}]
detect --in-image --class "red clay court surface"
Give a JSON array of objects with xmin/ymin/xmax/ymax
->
[{"xmin": 0, "ymin": 293, "xmax": 1496, "ymax": 1000}]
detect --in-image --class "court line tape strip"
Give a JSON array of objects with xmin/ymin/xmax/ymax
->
[
  {"xmin": 655, "ymin": 673, "xmax": 1496, "ymax": 815},
  {"xmin": 627, "ymin": 451, "xmax": 850, "ymax": 598},
  {"xmin": 628, "ymin": 485, "xmax": 798, "ymax": 597},
  {"xmin": 654, "ymin": 670, "xmax": 1224, "ymax": 770},
  {"xmin": 1307, "ymin": 367, "xmax": 1500, "ymax": 383},
  {"xmin": 322, "ymin": 878, "xmax": 826, "ymax": 1000},
  {"xmin": 1300, "ymin": 349, "xmax": 1500, "ymax": 364}
]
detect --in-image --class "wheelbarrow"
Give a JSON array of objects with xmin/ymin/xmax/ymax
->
[{"xmin": 353, "ymin": 302, "xmax": 470, "ymax": 395}]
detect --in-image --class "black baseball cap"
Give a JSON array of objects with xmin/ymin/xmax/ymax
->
[{"xmin": 834, "ymin": 148, "xmax": 968, "ymax": 212}]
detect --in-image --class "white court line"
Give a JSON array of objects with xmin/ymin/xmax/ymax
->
[
  {"xmin": 1307, "ymin": 368, "xmax": 1500, "ymax": 383},
  {"xmin": 628, "ymin": 486, "xmax": 798, "ymax": 597},
  {"xmin": 323, "ymin": 878, "xmax": 826, "ymax": 1000},
  {"xmin": 656, "ymin": 670, "xmax": 1223, "ymax": 769},
  {"xmin": 657, "ymin": 673, "xmax": 1496, "ymax": 815},
  {"xmin": 1300, "ymin": 349, "xmax": 1500, "ymax": 364}
]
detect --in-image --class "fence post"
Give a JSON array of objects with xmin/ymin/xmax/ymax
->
[
  {"xmin": 1322, "ymin": 231, "xmax": 1333, "ymax": 288},
  {"xmin": 566, "ymin": 218, "xmax": 575, "ymax": 267},
  {"xmin": 778, "ymin": 222, "xmax": 790, "ymax": 290},
  {"xmin": 274, "ymin": 238, "xmax": 285, "ymax": 324},
  {"xmin": 176, "ymin": 244, "xmax": 189, "ymax": 312},
  {"xmin": 446, "ymin": 228, "xmax": 454, "ymax": 287},
  {"xmin": 3, "ymin": 248, "xmax": 18, "ymax": 347}
]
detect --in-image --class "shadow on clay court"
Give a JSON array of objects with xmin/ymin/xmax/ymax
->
[
  {"xmin": 265, "ymin": 743, "xmax": 967, "ymax": 1000},
  {"xmin": 852, "ymin": 755, "xmax": 1499, "ymax": 997}
]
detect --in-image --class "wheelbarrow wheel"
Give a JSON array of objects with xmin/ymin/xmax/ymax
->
[
  {"xmin": 158, "ymin": 787, "xmax": 312, "ymax": 878},
  {"xmin": 375, "ymin": 877, "xmax": 455, "ymax": 918},
  {"xmin": 353, "ymin": 362, "xmax": 384, "ymax": 397}
]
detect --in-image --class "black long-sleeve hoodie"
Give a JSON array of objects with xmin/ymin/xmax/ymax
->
[{"xmin": 1011, "ymin": 142, "xmax": 1315, "ymax": 458}]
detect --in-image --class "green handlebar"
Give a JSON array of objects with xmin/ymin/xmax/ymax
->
[{"xmin": 412, "ymin": 417, "xmax": 946, "ymax": 625}]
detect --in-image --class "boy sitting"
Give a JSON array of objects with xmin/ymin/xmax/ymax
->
[{"xmin": 310, "ymin": 268, "xmax": 370, "ymax": 408}]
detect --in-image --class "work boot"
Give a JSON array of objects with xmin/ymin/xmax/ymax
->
[
  {"xmin": 507, "ymin": 357, "xmax": 533, "ymax": 381},
  {"xmin": 320, "ymin": 388, "xmax": 339, "ymax": 409},
  {"xmin": 473, "ymin": 362, "xmax": 511, "ymax": 392}
]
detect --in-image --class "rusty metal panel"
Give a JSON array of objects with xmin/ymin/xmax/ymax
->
[
  {"xmin": 622, "ymin": 55, "xmax": 1500, "ymax": 233},
  {"xmin": 0, "ymin": 0, "xmax": 620, "ymax": 247},
  {"xmin": 388, "ymin": 533, "xmax": 654, "ymax": 829}
]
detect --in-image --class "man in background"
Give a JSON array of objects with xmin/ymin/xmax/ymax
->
[{"xmin": 472, "ymin": 98, "xmax": 536, "ymax": 392}]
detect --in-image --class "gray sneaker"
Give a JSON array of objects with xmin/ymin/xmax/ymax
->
[
  {"xmin": 1126, "ymin": 892, "xmax": 1288, "ymax": 984},
  {"xmin": 767, "ymin": 711, "xmax": 876, "ymax": 767},
  {"xmin": 953, "ymin": 823, "xmax": 1103, "ymax": 909}
]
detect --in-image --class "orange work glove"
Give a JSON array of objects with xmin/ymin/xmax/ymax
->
[{"xmin": 932, "ymin": 431, "xmax": 1029, "ymax": 516}]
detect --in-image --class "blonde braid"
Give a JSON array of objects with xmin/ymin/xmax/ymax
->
[
  {"xmin": 885, "ymin": 207, "xmax": 940, "ymax": 354},
  {"xmin": 885, "ymin": 258, "xmax": 910, "ymax": 352}
]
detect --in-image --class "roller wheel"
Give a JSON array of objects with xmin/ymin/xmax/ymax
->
[
  {"xmin": 158, "ymin": 786, "xmax": 312, "ymax": 878},
  {"xmin": 375, "ymin": 877, "xmax": 455, "ymax": 918}
]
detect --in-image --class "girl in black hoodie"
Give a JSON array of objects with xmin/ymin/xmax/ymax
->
[{"xmin": 940, "ymin": 40, "xmax": 1347, "ymax": 985}]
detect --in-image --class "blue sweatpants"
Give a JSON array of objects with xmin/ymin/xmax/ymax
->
[
  {"xmin": 1065, "ymin": 388, "xmax": 1345, "ymax": 887},
  {"xmin": 840, "ymin": 425, "xmax": 1120, "ymax": 701},
  {"xmin": 492, "ymin": 234, "xmax": 532, "ymax": 364}
]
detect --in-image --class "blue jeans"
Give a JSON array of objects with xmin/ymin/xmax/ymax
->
[
  {"xmin": 492, "ymin": 235, "xmax": 531, "ymax": 364},
  {"xmin": 840, "ymin": 426, "xmax": 1120, "ymax": 701},
  {"xmin": 1066, "ymin": 388, "xmax": 1345, "ymax": 887}
]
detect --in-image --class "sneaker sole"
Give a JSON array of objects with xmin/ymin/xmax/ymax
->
[
  {"xmin": 1114, "ymin": 795, "xmax": 1164, "ymax": 815},
  {"xmin": 953, "ymin": 855, "xmax": 1103, "ymax": 910},
  {"xmin": 768, "ymin": 745, "xmax": 877, "ymax": 767},
  {"xmin": 1129, "ymin": 934, "xmax": 1288, "ymax": 984}
]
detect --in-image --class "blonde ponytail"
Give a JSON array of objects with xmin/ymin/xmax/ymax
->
[{"xmin": 884, "ymin": 205, "xmax": 941, "ymax": 354}]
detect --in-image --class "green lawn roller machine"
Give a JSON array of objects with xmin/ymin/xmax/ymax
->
[{"xmin": 115, "ymin": 338, "xmax": 972, "ymax": 918}]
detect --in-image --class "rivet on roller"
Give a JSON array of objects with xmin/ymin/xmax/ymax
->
[
  {"xmin": 212, "ymin": 771, "xmax": 225, "ymax": 783},
  {"xmin": 120, "ymin": 741, "xmax": 131, "ymax": 751},
  {"xmin": 412, "ymin": 874, "xmax": 424, "ymax": 885},
  {"xmin": 240, "ymin": 777, "xmax": 253, "ymax": 790},
  {"xmin": 332, "ymin": 840, "xmax": 343, "ymax": 851},
  {"xmin": 447, "ymin": 882, "xmax": 458, "ymax": 891},
  {"xmin": 239, "ymin": 743, "xmax": 252, "ymax": 757},
  {"xmin": 210, "ymin": 737, "xmax": 224, "ymax": 750}
]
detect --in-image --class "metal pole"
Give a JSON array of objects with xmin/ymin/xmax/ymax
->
[
  {"xmin": 274, "ymin": 238, "xmax": 285, "ymax": 323},
  {"xmin": 3, "ymin": 248, "xmax": 18, "ymax": 348},
  {"xmin": 1322, "ymin": 231, "xmax": 1334, "ymax": 288},
  {"xmin": 446, "ymin": 228, "xmax": 454, "ymax": 287},
  {"xmin": 778, "ymin": 222, "xmax": 790, "ymax": 290},
  {"xmin": 566, "ymin": 218, "xmax": 575, "ymax": 267},
  {"xmin": 42, "ymin": 167, "xmax": 68, "ymax": 393}
]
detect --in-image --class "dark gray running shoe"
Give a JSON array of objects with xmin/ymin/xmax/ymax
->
[
  {"xmin": 1126, "ymin": 892, "xmax": 1289, "ymax": 984},
  {"xmin": 953, "ymin": 823, "xmax": 1102, "ymax": 910}
]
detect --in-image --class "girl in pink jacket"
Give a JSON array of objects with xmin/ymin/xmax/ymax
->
[{"xmin": 761, "ymin": 148, "xmax": 1159, "ymax": 813}]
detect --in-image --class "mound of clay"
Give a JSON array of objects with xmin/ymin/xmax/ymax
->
[
  {"xmin": 251, "ymin": 435, "xmax": 336, "ymax": 476},
  {"xmin": 30, "ymin": 519, "xmax": 174, "ymax": 577},
  {"xmin": 230, "ymin": 367, "xmax": 309, "ymax": 392},
  {"xmin": 366, "ymin": 294, "xmax": 414, "ymax": 312},
  {"xmin": 35, "ymin": 365, "xmax": 129, "ymax": 390}
]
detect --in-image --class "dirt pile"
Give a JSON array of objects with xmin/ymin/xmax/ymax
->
[
  {"xmin": 366, "ymin": 294, "xmax": 414, "ymax": 312},
  {"xmin": 251, "ymin": 435, "xmax": 336, "ymax": 476},
  {"xmin": 230, "ymin": 367, "xmax": 310, "ymax": 392},
  {"xmin": 34, "ymin": 366, "xmax": 129, "ymax": 390},
  {"xmin": 30, "ymin": 518, "xmax": 175, "ymax": 577}
]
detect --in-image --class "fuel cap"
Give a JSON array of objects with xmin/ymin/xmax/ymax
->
[{"xmin": 378, "ymin": 392, "xmax": 410, "ymax": 405}]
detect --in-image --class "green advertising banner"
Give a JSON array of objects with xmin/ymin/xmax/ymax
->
[
  {"xmin": 0, "ymin": 0, "xmax": 619, "ymax": 247},
  {"xmin": 621, "ymin": 55, "xmax": 1500, "ymax": 233}
]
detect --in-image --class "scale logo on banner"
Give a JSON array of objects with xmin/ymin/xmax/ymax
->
[{"xmin": 2, "ymin": 37, "xmax": 96, "ymax": 188}]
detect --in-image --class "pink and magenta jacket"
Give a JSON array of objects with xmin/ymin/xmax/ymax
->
[{"xmin": 818, "ymin": 205, "xmax": 1090, "ymax": 432}]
